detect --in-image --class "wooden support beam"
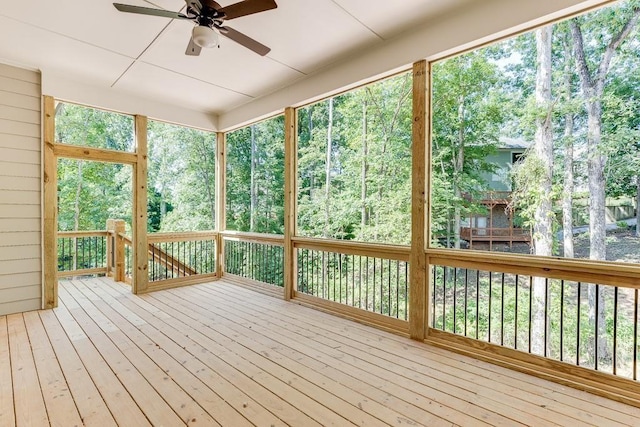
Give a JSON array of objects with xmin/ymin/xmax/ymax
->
[
  {"xmin": 215, "ymin": 132, "xmax": 226, "ymax": 278},
  {"xmin": 114, "ymin": 220, "xmax": 126, "ymax": 283},
  {"xmin": 43, "ymin": 95, "xmax": 57, "ymax": 309},
  {"xmin": 132, "ymin": 115, "xmax": 148, "ymax": 294},
  {"xmin": 53, "ymin": 143, "xmax": 137, "ymax": 164},
  {"xmin": 409, "ymin": 60, "xmax": 428, "ymax": 340},
  {"xmin": 283, "ymin": 107, "xmax": 297, "ymax": 301}
]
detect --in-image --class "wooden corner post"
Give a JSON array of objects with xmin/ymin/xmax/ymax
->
[
  {"xmin": 43, "ymin": 95, "xmax": 58, "ymax": 309},
  {"xmin": 409, "ymin": 60, "xmax": 429, "ymax": 340},
  {"xmin": 216, "ymin": 131, "xmax": 226, "ymax": 278},
  {"xmin": 133, "ymin": 115, "xmax": 149, "ymax": 294},
  {"xmin": 283, "ymin": 107, "xmax": 297, "ymax": 300}
]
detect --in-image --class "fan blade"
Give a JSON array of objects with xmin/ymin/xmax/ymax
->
[
  {"xmin": 185, "ymin": 37, "xmax": 202, "ymax": 56},
  {"xmin": 113, "ymin": 3, "xmax": 189, "ymax": 20},
  {"xmin": 219, "ymin": 0, "xmax": 277, "ymax": 20},
  {"xmin": 200, "ymin": 0, "xmax": 222, "ymax": 10},
  {"xmin": 220, "ymin": 26, "xmax": 270, "ymax": 55}
]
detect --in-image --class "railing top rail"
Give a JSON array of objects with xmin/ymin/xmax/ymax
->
[
  {"xmin": 148, "ymin": 231, "xmax": 218, "ymax": 243},
  {"xmin": 293, "ymin": 236, "xmax": 410, "ymax": 262},
  {"xmin": 426, "ymin": 248, "xmax": 640, "ymax": 289},
  {"xmin": 58, "ymin": 230, "xmax": 109, "ymax": 238},
  {"xmin": 221, "ymin": 230, "xmax": 285, "ymax": 245}
]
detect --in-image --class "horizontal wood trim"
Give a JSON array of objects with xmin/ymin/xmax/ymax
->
[
  {"xmin": 57, "ymin": 268, "xmax": 108, "ymax": 278},
  {"xmin": 221, "ymin": 231, "xmax": 284, "ymax": 246},
  {"xmin": 148, "ymin": 231, "xmax": 218, "ymax": 243},
  {"xmin": 293, "ymin": 292, "xmax": 409, "ymax": 336},
  {"xmin": 0, "ymin": 271, "xmax": 41, "ymax": 289},
  {"xmin": 0, "ymin": 245, "xmax": 40, "ymax": 261},
  {"xmin": 0, "ymin": 147, "xmax": 40, "ymax": 165},
  {"xmin": 0, "ymin": 284, "xmax": 41, "ymax": 303},
  {"xmin": 0, "ymin": 258, "xmax": 40, "ymax": 275},
  {"xmin": 53, "ymin": 144, "xmax": 137, "ymax": 164},
  {"xmin": 0, "ymin": 105, "xmax": 40, "ymax": 125},
  {"xmin": 0, "ymin": 190, "xmax": 40, "ymax": 205},
  {"xmin": 0, "ymin": 205, "xmax": 40, "ymax": 219},
  {"xmin": 425, "ymin": 329, "xmax": 640, "ymax": 409},
  {"xmin": 0, "ymin": 133, "xmax": 40, "ymax": 151},
  {"xmin": 0, "ymin": 90, "xmax": 41, "ymax": 111},
  {"xmin": 0, "ymin": 64, "xmax": 40, "ymax": 84},
  {"xmin": 0, "ymin": 119, "xmax": 40, "ymax": 138},
  {"xmin": 0, "ymin": 231, "xmax": 40, "ymax": 246},
  {"xmin": 57, "ymin": 231, "xmax": 109, "ymax": 238},
  {"xmin": 0, "ymin": 176, "xmax": 40, "ymax": 192},
  {"xmin": 293, "ymin": 236, "xmax": 410, "ymax": 262},
  {"xmin": 0, "ymin": 161, "xmax": 40, "ymax": 178},
  {"xmin": 222, "ymin": 273, "xmax": 284, "ymax": 298},
  {"xmin": 0, "ymin": 298, "xmax": 40, "ymax": 316},
  {"xmin": 145, "ymin": 273, "xmax": 219, "ymax": 292},
  {"xmin": 427, "ymin": 249, "xmax": 640, "ymax": 289},
  {"xmin": 0, "ymin": 76, "xmax": 40, "ymax": 97},
  {"xmin": 0, "ymin": 218, "xmax": 40, "ymax": 233}
]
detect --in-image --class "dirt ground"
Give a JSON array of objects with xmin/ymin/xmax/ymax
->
[{"xmin": 478, "ymin": 227, "xmax": 640, "ymax": 264}]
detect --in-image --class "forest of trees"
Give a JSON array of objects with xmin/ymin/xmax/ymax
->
[{"xmin": 53, "ymin": 0, "xmax": 640, "ymax": 369}]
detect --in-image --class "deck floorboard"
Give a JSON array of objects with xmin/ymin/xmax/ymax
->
[{"xmin": 1, "ymin": 277, "xmax": 639, "ymax": 426}]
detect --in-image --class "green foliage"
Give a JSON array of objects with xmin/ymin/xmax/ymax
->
[
  {"xmin": 297, "ymin": 73, "xmax": 413, "ymax": 244},
  {"xmin": 226, "ymin": 115, "xmax": 285, "ymax": 234}
]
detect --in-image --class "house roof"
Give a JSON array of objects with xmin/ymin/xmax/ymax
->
[
  {"xmin": 0, "ymin": 0, "xmax": 605, "ymax": 130},
  {"xmin": 499, "ymin": 137, "xmax": 531, "ymax": 150}
]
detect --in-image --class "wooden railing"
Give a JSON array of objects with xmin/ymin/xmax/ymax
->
[
  {"xmin": 222, "ymin": 231, "xmax": 284, "ymax": 288},
  {"xmin": 57, "ymin": 230, "xmax": 109, "ymax": 277},
  {"xmin": 426, "ymin": 248, "xmax": 640, "ymax": 405},
  {"xmin": 147, "ymin": 231, "xmax": 218, "ymax": 288},
  {"xmin": 292, "ymin": 237, "xmax": 410, "ymax": 331}
]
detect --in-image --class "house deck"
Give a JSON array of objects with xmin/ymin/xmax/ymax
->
[{"xmin": 2, "ymin": 277, "xmax": 639, "ymax": 426}]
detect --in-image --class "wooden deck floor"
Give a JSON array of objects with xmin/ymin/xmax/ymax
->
[{"xmin": 2, "ymin": 278, "xmax": 640, "ymax": 426}]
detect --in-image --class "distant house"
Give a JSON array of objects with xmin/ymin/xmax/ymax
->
[{"xmin": 461, "ymin": 137, "xmax": 531, "ymax": 250}]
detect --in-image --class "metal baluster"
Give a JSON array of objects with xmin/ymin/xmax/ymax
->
[
  {"xmin": 595, "ymin": 284, "xmax": 600, "ymax": 370},
  {"xmin": 577, "ymin": 282, "xmax": 581, "ymax": 366},
  {"xmin": 560, "ymin": 280, "xmax": 565, "ymax": 361},
  {"xmin": 544, "ymin": 278, "xmax": 549, "ymax": 358},
  {"xmin": 501, "ymin": 273, "xmax": 505, "ymax": 346},
  {"xmin": 489, "ymin": 271, "xmax": 492, "ymax": 342},
  {"xmin": 614, "ymin": 286, "xmax": 618, "ymax": 376},
  {"xmin": 528, "ymin": 276, "xmax": 533, "ymax": 354},
  {"xmin": 515, "ymin": 274, "xmax": 519, "ymax": 350},
  {"xmin": 453, "ymin": 267, "xmax": 457, "ymax": 334},
  {"xmin": 464, "ymin": 269, "xmax": 468, "ymax": 337}
]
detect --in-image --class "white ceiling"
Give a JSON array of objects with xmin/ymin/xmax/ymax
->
[
  {"xmin": 0, "ymin": 1, "xmax": 471, "ymax": 117},
  {"xmin": 0, "ymin": 0, "xmax": 604, "ymax": 130}
]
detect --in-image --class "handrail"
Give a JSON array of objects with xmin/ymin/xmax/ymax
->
[
  {"xmin": 148, "ymin": 231, "xmax": 218, "ymax": 243},
  {"xmin": 221, "ymin": 230, "xmax": 284, "ymax": 245},
  {"xmin": 426, "ymin": 248, "xmax": 640, "ymax": 289},
  {"xmin": 293, "ymin": 236, "xmax": 410, "ymax": 262},
  {"xmin": 58, "ymin": 230, "xmax": 109, "ymax": 238}
]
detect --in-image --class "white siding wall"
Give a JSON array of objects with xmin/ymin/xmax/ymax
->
[{"xmin": 0, "ymin": 63, "xmax": 41, "ymax": 315}]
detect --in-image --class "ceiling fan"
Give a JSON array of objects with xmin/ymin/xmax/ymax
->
[{"xmin": 113, "ymin": 0, "xmax": 277, "ymax": 56}]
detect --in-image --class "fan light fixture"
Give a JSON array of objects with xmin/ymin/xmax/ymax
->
[{"xmin": 192, "ymin": 25, "xmax": 219, "ymax": 48}]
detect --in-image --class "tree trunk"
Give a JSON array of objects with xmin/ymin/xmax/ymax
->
[
  {"xmin": 636, "ymin": 177, "xmax": 640, "ymax": 238},
  {"xmin": 562, "ymin": 38, "xmax": 575, "ymax": 259},
  {"xmin": 360, "ymin": 99, "xmax": 368, "ymax": 241},
  {"xmin": 324, "ymin": 98, "xmax": 333, "ymax": 238},
  {"xmin": 250, "ymin": 125, "xmax": 257, "ymax": 232},
  {"xmin": 453, "ymin": 95, "xmax": 465, "ymax": 249},
  {"xmin": 569, "ymin": 10, "xmax": 640, "ymax": 363},
  {"xmin": 532, "ymin": 26, "xmax": 553, "ymax": 356},
  {"xmin": 72, "ymin": 160, "xmax": 84, "ymax": 271}
]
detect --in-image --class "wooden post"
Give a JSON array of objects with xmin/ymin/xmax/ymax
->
[
  {"xmin": 43, "ymin": 95, "xmax": 57, "ymax": 309},
  {"xmin": 106, "ymin": 219, "xmax": 114, "ymax": 277},
  {"xmin": 283, "ymin": 107, "xmax": 297, "ymax": 300},
  {"xmin": 133, "ymin": 115, "xmax": 149, "ymax": 293},
  {"xmin": 215, "ymin": 131, "xmax": 226, "ymax": 278},
  {"xmin": 114, "ymin": 220, "xmax": 126, "ymax": 282},
  {"xmin": 409, "ymin": 60, "xmax": 429, "ymax": 340}
]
